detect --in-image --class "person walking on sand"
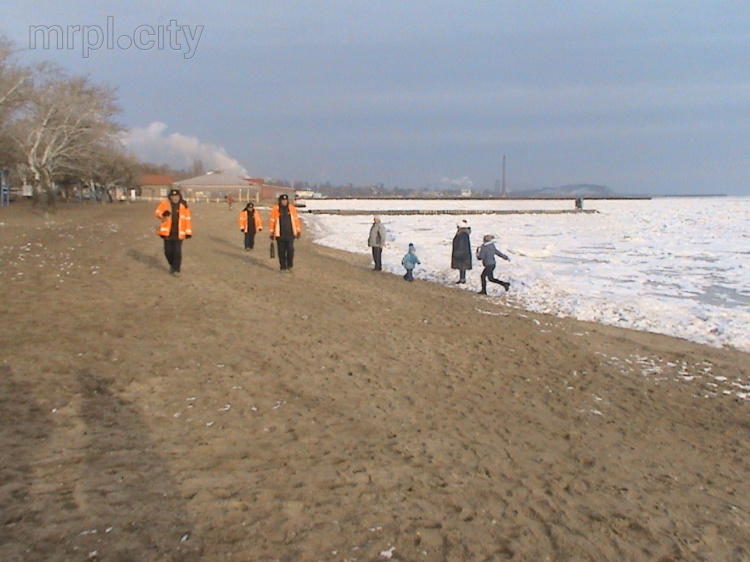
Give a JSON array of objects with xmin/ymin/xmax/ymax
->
[
  {"xmin": 401, "ymin": 243, "xmax": 420, "ymax": 282},
  {"xmin": 155, "ymin": 188, "xmax": 192, "ymax": 277},
  {"xmin": 269, "ymin": 193, "xmax": 302, "ymax": 271},
  {"xmin": 226, "ymin": 195, "xmax": 235, "ymax": 210},
  {"xmin": 368, "ymin": 215, "xmax": 387, "ymax": 271},
  {"xmin": 238, "ymin": 202, "xmax": 263, "ymax": 251},
  {"xmin": 451, "ymin": 219, "xmax": 472, "ymax": 284},
  {"xmin": 476, "ymin": 234, "xmax": 510, "ymax": 294}
]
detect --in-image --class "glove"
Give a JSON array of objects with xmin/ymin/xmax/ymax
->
[
  {"xmin": 295, "ymin": 233, "xmax": 301, "ymax": 239},
  {"xmin": 270, "ymin": 235, "xmax": 274, "ymax": 240},
  {"xmin": 186, "ymin": 235, "xmax": 192, "ymax": 239},
  {"xmin": 161, "ymin": 211, "xmax": 171, "ymax": 218}
]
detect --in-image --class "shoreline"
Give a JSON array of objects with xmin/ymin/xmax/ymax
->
[{"xmin": 302, "ymin": 201, "xmax": 750, "ymax": 354}]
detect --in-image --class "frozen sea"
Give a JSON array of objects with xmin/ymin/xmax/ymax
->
[{"xmin": 303, "ymin": 196, "xmax": 750, "ymax": 353}]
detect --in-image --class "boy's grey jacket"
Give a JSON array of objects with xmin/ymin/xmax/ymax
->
[
  {"xmin": 477, "ymin": 241, "xmax": 510, "ymax": 266},
  {"xmin": 368, "ymin": 223, "xmax": 386, "ymax": 247}
]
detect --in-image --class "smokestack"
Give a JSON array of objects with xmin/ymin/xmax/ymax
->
[{"xmin": 502, "ymin": 155, "xmax": 506, "ymax": 197}]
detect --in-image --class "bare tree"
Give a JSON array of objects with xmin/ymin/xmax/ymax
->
[
  {"xmin": 11, "ymin": 67, "xmax": 122, "ymax": 207},
  {"xmin": 0, "ymin": 37, "xmax": 29, "ymax": 113},
  {"xmin": 0, "ymin": 36, "xmax": 31, "ymax": 170},
  {"xmin": 189, "ymin": 157, "xmax": 205, "ymax": 178},
  {"xmin": 88, "ymin": 139, "xmax": 140, "ymax": 201}
]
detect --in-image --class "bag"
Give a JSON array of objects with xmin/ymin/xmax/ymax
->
[
  {"xmin": 270, "ymin": 241, "xmax": 275, "ymax": 258},
  {"xmin": 476, "ymin": 246, "xmax": 482, "ymax": 259}
]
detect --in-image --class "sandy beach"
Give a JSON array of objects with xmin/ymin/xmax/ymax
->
[{"xmin": 1, "ymin": 201, "xmax": 749, "ymax": 561}]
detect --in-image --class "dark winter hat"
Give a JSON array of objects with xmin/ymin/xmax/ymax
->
[
  {"xmin": 483, "ymin": 234, "xmax": 494, "ymax": 242},
  {"xmin": 408, "ymin": 243, "xmax": 415, "ymax": 249},
  {"xmin": 278, "ymin": 193, "xmax": 289, "ymax": 201},
  {"xmin": 168, "ymin": 188, "xmax": 181, "ymax": 197}
]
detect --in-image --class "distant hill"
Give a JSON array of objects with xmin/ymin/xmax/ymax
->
[{"xmin": 512, "ymin": 184, "xmax": 616, "ymax": 198}]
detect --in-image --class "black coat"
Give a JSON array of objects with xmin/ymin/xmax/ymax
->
[{"xmin": 451, "ymin": 228, "xmax": 472, "ymax": 270}]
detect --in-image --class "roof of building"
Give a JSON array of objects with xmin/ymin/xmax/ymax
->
[{"xmin": 139, "ymin": 174, "xmax": 175, "ymax": 186}]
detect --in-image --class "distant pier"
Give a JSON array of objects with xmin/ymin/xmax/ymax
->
[
  {"xmin": 305, "ymin": 209, "xmax": 599, "ymax": 215},
  {"xmin": 299, "ymin": 196, "xmax": 651, "ymax": 215}
]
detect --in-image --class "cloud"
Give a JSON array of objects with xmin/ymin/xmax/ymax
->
[{"xmin": 123, "ymin": 122, "xmax": 247, "ymax": 176}]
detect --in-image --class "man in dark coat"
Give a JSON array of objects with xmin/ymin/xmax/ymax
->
[
  {"xmin": 269, "ymin": 194, "xmax": 302, "ymax": 271},
  {"xmin": 451, "ymin": 219, "xmax": 472, "ymax": 284}
]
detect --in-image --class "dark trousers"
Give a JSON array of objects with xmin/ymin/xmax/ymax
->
[
  {"xmin": 371, "ymin": 246, "xmax": 382, "ymax": 270},
  {"xmin": 164, "ymin": 239, "xmax": 183, "ymax": 272},
  {"xmin": 480, "ymin": 265, "xmax": 504, "ymax": 291},
  {"xmin": 403, "ymin": 268, "xmax": 414, "ymax": 281},
  {"xmin": 277, "ymin": 238, "xmax": 295, "ymax": 269},
  {"xmin": 244, "ymin": 231, "xmax": 256, "ymax": 249}
]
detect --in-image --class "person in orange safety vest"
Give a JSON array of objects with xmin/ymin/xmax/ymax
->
[
  {"xmin": 238, "ymin": 202, "xmax": 263, "ymax": 250},
  {"xmin": 155, "ymin": 188, "xmax": 192, "ymax": 277},
  {"xmin": 268, "ymin": 193, "xmax": 301, "ymax": 271}
]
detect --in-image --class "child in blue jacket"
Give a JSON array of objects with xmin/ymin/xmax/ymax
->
[{"xmin": 401, "ymin": 243, "xmax": 421, "ymax": 282}]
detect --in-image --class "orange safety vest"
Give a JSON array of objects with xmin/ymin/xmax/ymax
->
[
  {"xmin": 268, "ymin": 204, "xmax": 301, "ymax": 238},
  {"xmin": 238, "ymin": 208, "xmax": 263, "ymax": 233},
  {"xmin": 155, "ymin": 199, "xmax": 193, "ymax": 240}
]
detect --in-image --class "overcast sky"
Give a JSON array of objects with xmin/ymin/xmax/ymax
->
[{"xmin": 5, "ymin": 1, "xmax": 750, "ymax": 194}]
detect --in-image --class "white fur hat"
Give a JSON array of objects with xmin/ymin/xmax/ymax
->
[{"xmin": 457, "ymin": 219, "xmax": 469, "ymax": 228}]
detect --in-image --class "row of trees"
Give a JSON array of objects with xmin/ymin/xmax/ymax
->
[{"xmin": 0, "ymin": 35, "xmax": 137, "ymax": 206}]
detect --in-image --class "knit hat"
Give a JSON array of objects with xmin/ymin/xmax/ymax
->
[
  {"xmin": 457, "ymin": 219, "xmax": 469, "ymax": 228},
  {"xmin": 168, "ymin": 188, "xmax": 181, "ymax": 197},
  {"xmin": 408, "ymin": 243, "xmax": 415, "ymax": 250},
  {"xmin": 278, "ymin": 193, "xmax": 289, "ymax": 202},
  {"xmin": 483, "ymin": 234, "xmax": 494, "ymax": 242}
]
